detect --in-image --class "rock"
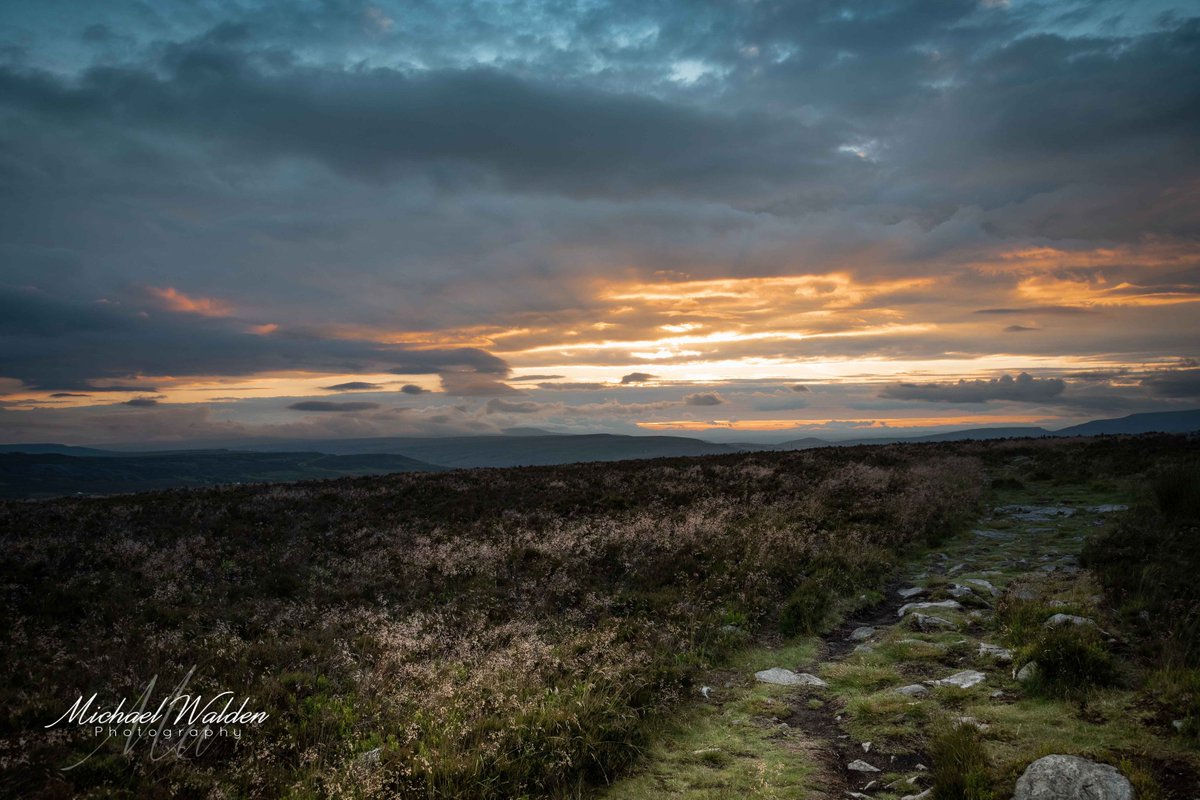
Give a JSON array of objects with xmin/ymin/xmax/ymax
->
[
  {"xmin": 963, "ymin": 578, "xmax": 1000, "ymax": 597},
  {"xmin": 862, "ymin": 741, "xmax": 872, "ymax": 752},
  {"xmin": 848, "ymin": 626, "xmax": 876, "ymax": 641},
  {"xmin": 755, "ymin": 668, "xmax": 827, "ymax": 687},
  {"xmin": 955, "ymin": 715, "xmax": 989, "ymax": 731},
  {"xmin": 700, "ymin": 686, "xmax": 712, "ymax": 699},
  {"xmin": 1016, "ymin": 662, "xmax": 1040, "ymax": 682},
  {"xmin": 1044, "ymin": 613, "xmax": 1096, "ymax": 629},
  {"xmin": 933, "ymin": 669, "xmax": 986, "ymax": 689},
  {"xmin": 847, "ymin": 759, "xmax": 880, "ymax": 773},
  {"xmin": 853, "ymin": 644, "xmax": 876, "ymax": 655},
  {"xmin": 894, "ymin": 684, "xmax": 930, "ymax": 697},
  {"xmin": 1013, "ymin": 754, "xmax": 1133, "ymax": 800},
  {"xmin": 910, "ymin": 613, "xmax": 956, "ymax": 631},
  {"xmin": 898, "ymin": 586, "xmax": 927, "ymax": 599},
  {"xmin": 1090, "ymin": 504, "xmax": 1129, "ymax": 513},
  {"xmin": 948, "ymin": 563, "xmax": 967, "ymax": 575},
  {"xmin": 359, "ymin": 747, "xmax": 382, "ymax": 768},
  {"xmin": 948, "ymin": 585, "xmax": 974, "ymax": 598},
  {"xmin": 901, "ymin": 790, "xmax": 931, "ymax": 800},
  {"xmin": 898, "ymin": 599, "xmax": 963, "ymax": 617},
  {"xmin": 978, "ymin": 642, "xmax": 1013, "ymax": 662}
]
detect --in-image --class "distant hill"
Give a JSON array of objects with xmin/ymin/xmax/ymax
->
[
  {"xmin": 1054, "ymin": 408, "xmax": 1200, "ymax": 437},
  {"xmin": 0, "ymin": 442, "xmax": 118, "ymax": 456},
  {"xmin": 286, "ymin": 433, "xmax": 742, "ymax": 467},
  {"xmin": 4, "ymin": 408, "xmax": 1197, "ymax": 497},
  {"xmin": 0, "ymin": 451, "xmax": 441, "ymax": 499}
]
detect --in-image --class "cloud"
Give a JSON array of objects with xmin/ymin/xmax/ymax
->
[
  {"xmin": 1140, "ymin": 369, "xmax": 1200, "ymax": 398},
  {"xmin": 0, "ymin": 285, "xmax": 512, "ymax": 392},
  {"xmin": 400, "ymin": 384, "xmax": 430, "ymax": 394},
  {"xmin": 790, "ymin": 384, "xmax": 809, "ymax": 392},
  {"xmin": 485, "ymin": 398, "xmax": 541, "ymax": 414},
  {"xmin": 536, "ymin": 382, "xmax": 607, "ymax": 390},
  {"xmin": 122, "ymin": 397, "xmax": 160, "ymax": 407},
  {"xmin": 287, "ymin": 401, "xmax": 380, "ymax": 412},
  {"xmin": 1004, "ymin": 325, "xmax": 1039, "ymax": 333},
  {"xmin": 145, "ymin": 286, "xmax": 232, "ymax": 317},
  {"xmin": 323, "ymin": 381, "xmax": 382, "ymax": 391},
  {"xmin": 621, "ymin": 372, "xmax": 657, "ymax": 384},
  {"xmin": 684, "ymin": 391, "xmax": 724, "ymax": 406},
  {"xmin": 879, "ymin": 373, "xmax": 1066, "ymax": 404}
]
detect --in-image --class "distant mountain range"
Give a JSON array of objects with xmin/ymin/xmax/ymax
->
[{"xmin": 2, "ymin": 408, "xmax": 1197, "ymax": 498}]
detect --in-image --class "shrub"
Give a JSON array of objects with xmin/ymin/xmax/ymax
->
[
  {"xmin": 1017, "ymin": 625, "xmax": 1117, "ymax": 698},
  {"xmin": 930, "ymin": 722, "xmax": 996, "ymax": 800},
  {"xmin": 779, "ymin": 580, "xmax": 833, "ymax": 636}
]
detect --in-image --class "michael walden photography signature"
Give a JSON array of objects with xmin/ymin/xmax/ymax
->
[{"xmin": 45, "ymin": 666, "xmax": 270, "ymax": 769}]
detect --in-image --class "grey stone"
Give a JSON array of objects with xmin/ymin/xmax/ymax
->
[
  {"xmin": 755, "ymin": 668, "xmax": 827, "ymax": 687},
  {"xmin": 978, "ymin": 642, "xmax": 1013, "ymax": 662},
  {"xmin": 848, "ymin": 626, "xmax": 876, "ymax": 641},
  {"xmin": 1044, "ymin": 613, "xmax": 1096, "ymax": 629},
  {"xmin": 911, "ymin": 613, "xmax": 956, "ymax": 631},
  {"xmin": 1013, "ymin": 754, "xmax": 1133, "ymax": 800},
  {"xmin": 847, "ymin": 759, "xmax": 880, "ymax": 773},
  {"xmin": 897, "ymin": 586, "xmax": 927, "ymax": 599},
  {"xmin": 900, "ymin": 790, "xmax": 931, "ymax": 800},
  {"xmin": 963, "ymin": 578, "xmax": 1000, "ymax": 597},
  {"xmin": 933, "ymin": 669, "xmax": 986, "ymax": 689},
  {"xmin": 898, "ymin": 599, "xmax": 963, "ymax": 617},
  {"xmin": 1016, "ymin": 662, "xmax": 1040, "ymax": 682},
  {"xmin": 894, "ymin": 684, "xmax": 930, "ymax": 697},
  {"xmin": 853, "ymin": 644, "xmax": 876, "ymax": 655}
]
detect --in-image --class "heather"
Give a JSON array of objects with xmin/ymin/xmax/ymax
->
[{"xmin": 0, "ymin": 444, "xmax": 982, "ymax": 798}]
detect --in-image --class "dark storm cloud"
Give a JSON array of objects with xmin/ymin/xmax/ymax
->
[
  {"xmin": 1141, "ymin": 369, "xmax": 1200, "ymax": 398},
  {"xmin": 122, "ymin": 397, "xmax": 160, "ymax": 407},
  {"xmin": 0, "ymin": 286, "xmax": 510, "ymax": 391},
  {"xmin": 0, "ymin": 46, "xmax": 845, "ymax": 200},
  {"xmin": 880, "ymin": 373, "xmax": 1066, "ymax": 404},
  {"xmin": 684, "ymin": 392, "xmax": 723, "ymax": 406},
  {"xmin": 485, "ymin": 398, "xmax": 541, "ymax": 414},
  {"xmin": 399, "ymin": 384, "xmax": 429, "ymax": 395},
  {"xmin": 322, "ymin": 381, "xmax": 382, "ymax": 391},
  {"xmin": 620, "ymin": 373, "xmax": 657, "ymax": 384},
  {"xmin": 288, "ymin": 400, "xmax": 380, "ymax": 412}
]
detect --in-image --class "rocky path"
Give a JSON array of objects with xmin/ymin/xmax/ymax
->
[
  {"xmin": 604, "ymin": 482, "xmax": 1199, "ymax": 799},
  {"xmin": 763, "ymin": 498, "xmax": 1122, "ymax": 798}
]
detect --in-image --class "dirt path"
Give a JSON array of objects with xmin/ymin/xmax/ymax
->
[{"xmin": 604, "ymin": 476, "xmax": 1198, "ymax": 799}]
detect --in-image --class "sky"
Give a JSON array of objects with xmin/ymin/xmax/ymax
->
[{"xmin": 0, "ymin": 0, "xmax": 1198, "ymax": 445}]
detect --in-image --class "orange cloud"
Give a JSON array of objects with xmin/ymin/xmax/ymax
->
[{"xmin": 147, "ymin": 286, "xmax": 233, "ymax": 317}]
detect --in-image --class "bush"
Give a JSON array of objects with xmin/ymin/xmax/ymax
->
[
  {"xmin": 1017, "ymin": 625, "xmax": 1117, "ymax": 698},
  {"xmin": 930, "ymin": 722, "xmax": 996, "ymax": 800},
  {"xmin": 1151, "ymin": 465, "xmax": 1200, "ymax": 520},
  {"xmin": 1082, "ymin": 463, "xmax": 1200, "ymax": 666},
  {"xmin": 779, "ymin": 580, "xmax": 833, "ymax": 636}
]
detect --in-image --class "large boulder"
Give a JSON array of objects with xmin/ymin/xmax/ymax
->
[{"xmin": 1013, "ymin": 755, "xmax": 1133, "ymax": 800}]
